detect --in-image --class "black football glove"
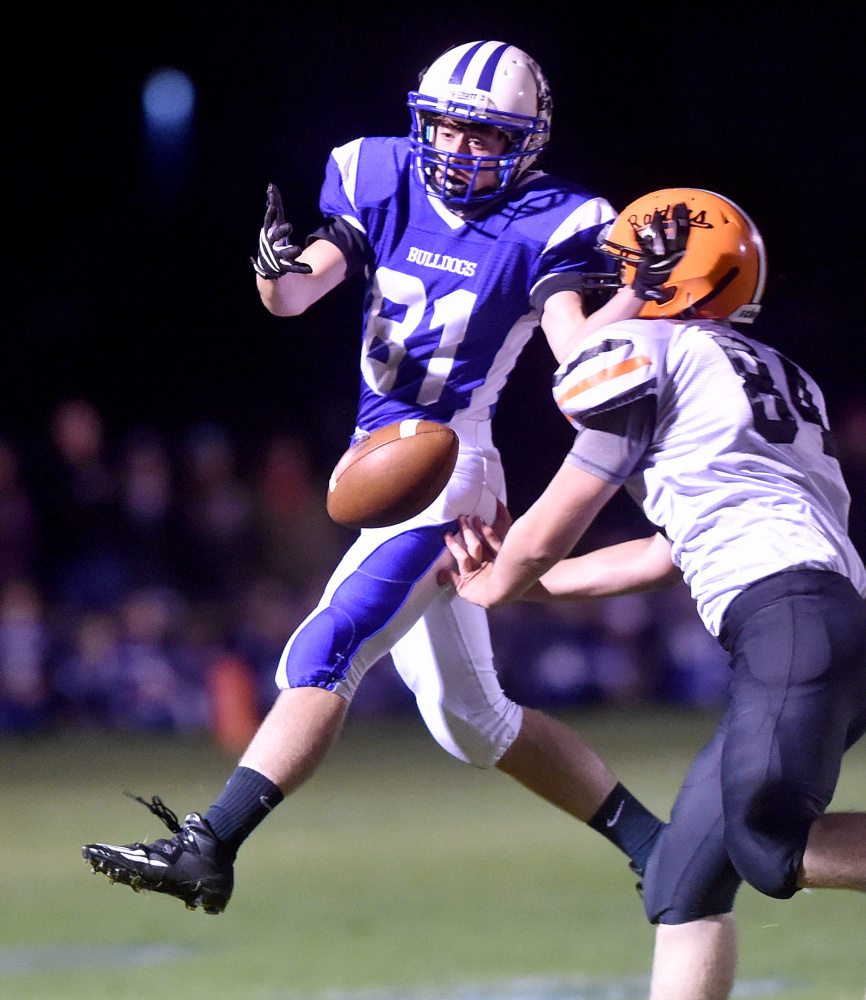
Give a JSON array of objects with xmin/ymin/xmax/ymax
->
[
  {"xmin": 631, "ymin": 202, "xmax": 690, "ymax": 302},
  {"xmin": 252, "ymin": 183, "xmax": 313, "ymax": 279}
]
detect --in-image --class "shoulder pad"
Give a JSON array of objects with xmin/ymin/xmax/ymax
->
[{"xmin": 553, "ymin": 331, "xmax": 660, "ymax": 424}]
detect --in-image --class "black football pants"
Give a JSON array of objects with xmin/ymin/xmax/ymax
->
[{"xmin": 643, "ymin": 568, "xmax": 866, "ymax": 924}]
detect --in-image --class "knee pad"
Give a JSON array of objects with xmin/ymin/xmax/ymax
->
[
  {"xmin": 279, "ymin": 605, "xmax": 362, "ymax": 691},
  {"xmin": 723, "ymin": 781, "xmax": 812, "ymax": 900},
  {"xmin": 416, "ymin": 692, "xmax": 522, "ymax": 769},
  {"xmin": 276, "ymin": 523, "xmax": 454, "ymax": 694},
  {"xmin": 642, "ymin": 821, "xmax": 741, "ymax": 925},
  {"xmin": 390, "ymin": 591, "xmax": 522, "ymax": 768},
  {"xmin": 643, "ymin": 868, "xmax": 740, "ymax": 926}
]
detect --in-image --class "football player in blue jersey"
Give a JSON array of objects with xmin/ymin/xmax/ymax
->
[
  {"xmin": 82, "ymin": 40, "xmax": 665, "ymax": 916},
  {"xmin": 441, "ymin": 189, "xmax": 866, "ymax": 999}
]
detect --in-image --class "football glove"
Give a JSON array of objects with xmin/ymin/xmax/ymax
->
[
  {"xmin": 631, "ymin": 202, "xmax": 690, "ymax": 302},
  {"xmin": 252, "ymin": 183, "xmax": 312, "ymax": 279}
]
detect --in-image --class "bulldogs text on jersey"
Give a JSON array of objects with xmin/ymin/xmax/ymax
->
[{"xmin": 319, "ymin": 135, "xmax": 615, "ymax": 431}]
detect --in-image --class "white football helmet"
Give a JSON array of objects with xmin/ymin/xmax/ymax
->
[{"xmin": 407, "ymin": 41, "xmax": 552, "ymax": 208}]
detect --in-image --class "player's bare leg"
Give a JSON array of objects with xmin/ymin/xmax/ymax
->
[
  {"xmin": 798, "ymin": 812, "xmax": 866, "ymax": 891},
  {"xmin": 649, "ymin": 914, "xmax": 737, "ymax": 1000},
  {"xmin": 239, "ymin": 686, "xmax": 349, "ymax": 794},
  {"xmin": 495, "ymin": 706, "xmax": 617, "ymax": 821},
  {"xmin": 495, "ymin": 706, "xmax": 663, "ymax": 870}
]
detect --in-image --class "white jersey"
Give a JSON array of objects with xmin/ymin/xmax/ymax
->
[{"xmin": 554, "ymin": 318, "xmax": 866, "ymax": 635}]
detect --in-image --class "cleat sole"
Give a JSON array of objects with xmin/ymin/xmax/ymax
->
[{"xmin": 83, "ymin": 850, "xmax": 226, "ymax": 912}]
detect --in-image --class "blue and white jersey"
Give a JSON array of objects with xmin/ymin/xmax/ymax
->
[
  {"xmin": 316, "ymin": 136, "xmax": 614, "ymax": 433},
  {"xmin": 554, "ymin": 319, "xmax": 866, "ymax": 634}
]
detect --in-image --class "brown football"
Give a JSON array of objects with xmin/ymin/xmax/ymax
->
[{"xmin": 326, "ymin": 420, "xmax": 459, "ymax": 529}]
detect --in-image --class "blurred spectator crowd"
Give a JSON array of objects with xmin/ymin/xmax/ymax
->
[{"xmin": 2, "ymin": 396, "xmax": 865, "ymax": 747}]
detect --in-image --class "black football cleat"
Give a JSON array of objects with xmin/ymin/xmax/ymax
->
[{"xmin": 82, "ymin": 794, "xmax": 233, "ymax": 914}]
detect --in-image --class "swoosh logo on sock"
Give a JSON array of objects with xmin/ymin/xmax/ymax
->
[{"xmin": 606, "ymin": 799, "xmax": 625, "ymax": 828}]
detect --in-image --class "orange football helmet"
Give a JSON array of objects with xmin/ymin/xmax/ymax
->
[{"xmin": 601, "ymin": 188, "xmax": 767, "ymax": 323}]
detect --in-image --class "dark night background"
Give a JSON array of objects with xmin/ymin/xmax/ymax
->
[{"xmin": 8, "ymin": 7, "xmax": 865, "ymax": 517}]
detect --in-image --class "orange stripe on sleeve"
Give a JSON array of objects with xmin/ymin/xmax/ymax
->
[{"xmin": 556, "ymin": 355, "xmax": 651, "ymax": 410}]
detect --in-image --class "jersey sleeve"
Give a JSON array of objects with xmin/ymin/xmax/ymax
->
[
  {"xmin": 529, "ymin": 198, "xmax": 616, "ymax": 314},
  {"xmin": 313, "ymin": 138, "xmax": 374, "ymax": 278},
  {"xmin": 564, "ymin": 396, "xmax": 656, "ymax": 483},
  {"xmin": 319, "ymin": 138, "xmax": 364, "ymax": 221},
  {"xmin": 307, "ymin": 216, "xmax": 370, "ymax": 280}
]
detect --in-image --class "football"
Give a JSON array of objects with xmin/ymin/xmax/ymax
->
[{"xmin": 326, "ymin": 420, "xmax": 459, "ymax": 529}]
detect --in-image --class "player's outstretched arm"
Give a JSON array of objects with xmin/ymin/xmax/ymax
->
[
  {"xmin": 443, "ymin": 516, "xmax": 680, "ymax": 604},
  {"xmin": 253, "ymin": 183, "xmax": 348, "ymax": 317},
  {"xmin": 537, "ymin": 532, "xmax": 682, "ymax": 600},
  {"xmin": 540, "ymin": 286, "xmax": 644, "ymax": 365},
  {"xmin": 443, "ymin": 462, "xmax": 619, "ymax": 607}
]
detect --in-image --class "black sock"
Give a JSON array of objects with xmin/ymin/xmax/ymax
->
[
  {"xmin": 587, "ymin": 782, "xmax": 665, "ymax": 875},
  {"xmin": 204, "ymin": 766, "xmax": 284, "ymax": 858}
]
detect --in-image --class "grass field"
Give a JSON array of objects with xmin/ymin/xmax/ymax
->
[{"xmin": 0, "ymin": 706, "xmax": 863, "ymax": 1000}]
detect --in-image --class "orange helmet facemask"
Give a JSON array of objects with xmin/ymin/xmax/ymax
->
[{"xmin": 595, "ymin": 188, "xmax": 767, "ymax": 323}]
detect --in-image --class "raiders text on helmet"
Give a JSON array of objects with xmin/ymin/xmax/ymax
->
[
  {"xmin": 407, "ymin": 41, "xmax": 552, "ymax": 208},
  {"xmin": 602, "ymin": 189, "xmax": 767, "ymax": 323}
]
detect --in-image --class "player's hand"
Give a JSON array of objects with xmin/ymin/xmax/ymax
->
[
  {"xmin": 438, "ymin": 515, "xmax": 501, "ymax": 607},
  {"xmin": 490, "ymin": 499, "xmax": 512, "ymax": 542},
  {"xmin": 252, "ymin": 183, "xmax": 313, "ymax": 279},
  {"xmin": 631, "ymin": 202, "xmax": 690, "ymax": 302}
]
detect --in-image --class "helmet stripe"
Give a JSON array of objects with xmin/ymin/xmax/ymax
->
[
  {"xmin": 476, "ymin": 42, "xmax": 511, "ymax": 91},
  {"xmin": 449, "ymin": 41, "xmax": 487, "ymax": 85}
]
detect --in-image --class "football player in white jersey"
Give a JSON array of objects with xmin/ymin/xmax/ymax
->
[
  {"xmin": 442, "ymin": 188, "xmax": 866, "ymax": 999},
  {"xmin": 83, "ymin": 42, "xmax": 665, "ymax": 914}
]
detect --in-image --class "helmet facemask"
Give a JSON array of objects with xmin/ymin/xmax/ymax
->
[
  {"xmin": 407, "ymin": 41, "xmax": 552, "ymax": 209},
  {"xmin": 410, "ymin": 111, "xmax": 537, "ymax": 206}
]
